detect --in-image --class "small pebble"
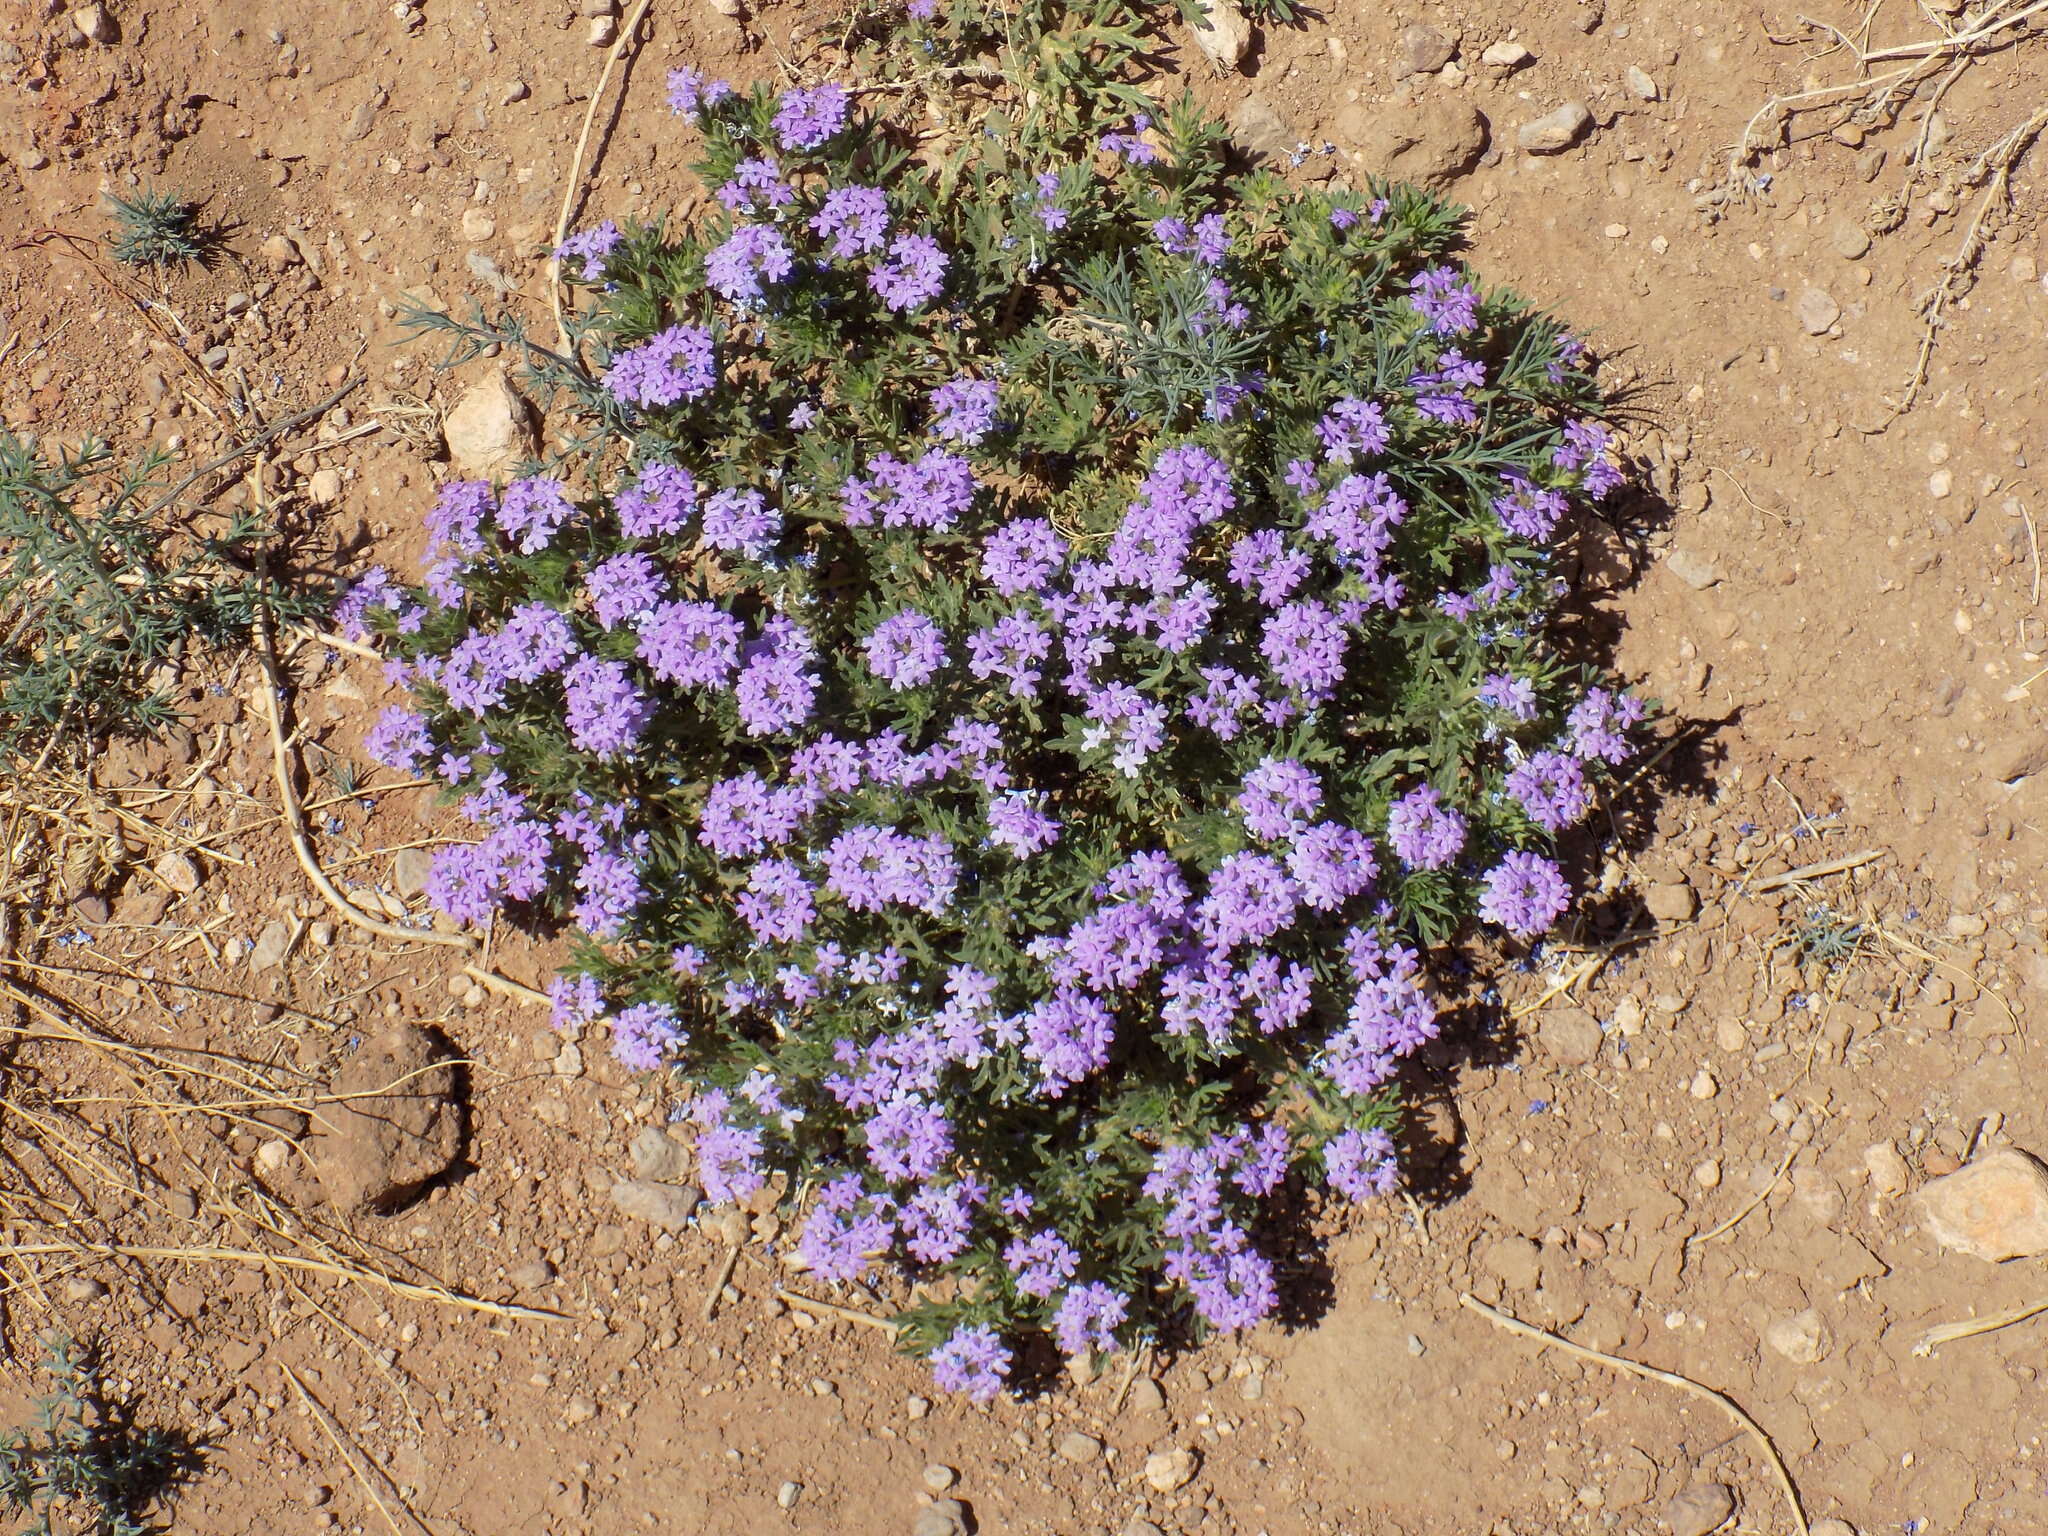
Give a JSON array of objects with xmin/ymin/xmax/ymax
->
[
  {"xmin": 1664, "ymin": 1482, "xmax": 1737, "ymax": 1536},
  {"xmin": 921, "ymin": 1465, "xmax": 957, "ymax": 1494},
  {"xmin": 776, "ymin": 1482, "xmax": 801, "ymax": 1510},
  {"xmin": 1057, "ymin": 1430, "xmax": 1102, "ymax": 1463},
  {"xmin": 1693, "ymin": 1159, "xmax": 1722, "ymax": 1190},
  {"xmin": 1143, "ymin": 1448, "xmax": 1198, "ymax": 1493},
  {"xmin": 1689, "ymin": 1069, "xmax": 1719, "ymax": 1101},
  {"xmin": 1626, "ymin": 65, "xmax": 1659, "ymax": 100}
]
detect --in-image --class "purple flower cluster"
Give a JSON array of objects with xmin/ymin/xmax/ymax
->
[
  {"xmin": 606, "ymin": 324, "xmax": 717, "ymax": 409},
  {"xmin": 773, "ymin": 83, "xmax": 850, "ymax": 151}
]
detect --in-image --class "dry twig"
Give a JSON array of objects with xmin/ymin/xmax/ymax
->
[
  {"xmin": 551, "ymin": 0, "xmax": 658, "ymax": 354},
  {"xmin": 1460, "ymin": 1293, "xmax": 1810, "ymax": 1536},
  {"xmin": 282, "ymin": 1364, "xmax": 436, "ymax": 1536}
]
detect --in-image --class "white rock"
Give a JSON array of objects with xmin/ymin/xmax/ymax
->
[
  {"xmin": 1797, "ymin": 287, "xmax": 1841, "ymax": 335},
  {"xmin": 1482, "ymin": 40, "xmax": 1532, "ymax": 69},
  {"xmin": 461, "ymin": 207, "xmax": 496, "ymax": 243},
  {"xmin": 1144, "ymin": 1448, "xmax": 1199, "ymax": 1493},
  {"xmin": 1764, "ymin": 1308, "xmax": 1830, "ymax": 1364},
  {"xmin": 155, "ymin": 851, "xmax": 202, "ymax": 895},
  {"xmin": 73, "ymin": 4, "xmax": 117, "ymax": 44},
  {"xmin": 608, "ymin": 1179, "xmax": 703, "ymax": 1232},
  {"xmin": 256, "ymin": 1139, "xmax": 293, "ymax": 1173},
  {"xmin": 628, "ymin": 1125, "xmax": 692, "ymax": 1182},
  {"xmin": 1863, "ymin": 1141, "xmax": 1910, "ymax": 1197},
  {"xmin": 307, "ymin": 467, "xmax": 343, "ymax": 506},
  {"xmin": 587, "ymin": 14, "xmax": 618, "ymax": 45},
  {"xmin": 1189, "ymin": 0, "xmax": 1252, "ymax": 75},
  {"xmin": 1917, "ymin": 1148, "xmax": 2048, "ymax": 1261},
  {"xmin": 1626, "ymin": 65, "xmax": 1660, "ymax": 101},
  {"xmin": 250, "ymin": 919, "xmax": 295, "ymax": 972},
  {"xmin": 442, "ymin": 366, "xmax": 535, "ymax": 478},
  {"xmin": 1517, "ymin": 102, "xmax": 1592, "ymax": 154}
]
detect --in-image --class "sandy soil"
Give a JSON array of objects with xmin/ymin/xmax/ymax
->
[{"xmin": 3, "ymin": 2, "xmax": 2047, "ymax": 1533}]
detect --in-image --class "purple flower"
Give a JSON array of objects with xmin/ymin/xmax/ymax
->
[
  {"xmin": 554, "ymin": 221, "xmax": 622, "ymax": 282},
  {"xmin": 497, "ymin": 477, "xmax": 576, "ymax": 554},
  {"xmin": 610, "ymin": 1002, "xmax": 681, "ymax": 1072},
  {"xmin": 666, "ymin": 66, "xmax": 733, "ymax": 117},
  {"xmin": 981, "ymin": 517, "xmax": 1067, "ymax": 595},
  {"xmin": 1227, "ymin": 530, "xmax": 1308, "ymax": 606},
  {"xmin": 700, "ymin": 486, "xmax": 780, "ymax": 558},
  {"xmin": 1288, "ymin": 822, "xmax": 1377, "ymax": 911},
  {"xmin": 1317, "ymin": 396, "xmax": 1389, "ymax": 465},
  {"xmin": 1566, "ymin": 687, "xmax": 1643, "ymax": 764},
  {"xmin": 773, "ymin": 83, "xmax": 850, "ymax": 151},
  {"xmin": 495, "ymin": 603, "xmax": 576, "ymax": 682},
  {"xmin": 865, "ymin": 610, "xmax": 947, "ymax": 689},
  {"xmin": 1051, "ymin": 1283, "xmax": 1128, "ymax": 1356},
  {"xmin": 1238, "ymin": 757, "xmax": 1323, "ymax": 842},
  {"xmin": 840, "ymin": 449, "xmax": 977, "ymax": 531},
  {"xmin": 549, "ymin": 973, "xmax": 604, "ymax": 1031},
  {"xmin": 734, "ymin": 622, "xmax": 818, "ymax": 736},
  {"xmin": 1493, "ymin": 471, "xmax": 1568, "ymax": 542},
  {"xmin": 364, "ymin": 706, "xmax": 432, "ymax": 771},
  {"xmin": 563, "ymin": 655, "xmax": 651, "ymax": 759},
  {"xmin": 1505, "ymin": 750, "xmax": 1591, "ymax": 833},
  {"xmin": 1555, "ymin": 419, "xmax": 1623, "ymax": 498},
  {"xmin": 423, "ymin": 843, "xmax": 501, "ymax": 925},
  {"xmin": 586, "ymin": 552, "xmax": 667, "ymax": 630},
  {"xmin": 866, "ymin": 1096, "xmax": 953, "ymax": 1182},
  {"xmin": 735, "ymin": 857, "xmax": 816, "ymax": 942},
  {"xmin": 1410, "ymin": 265, "xmax": 1479, "ymax": 335},
  {"xmin": 706, "ymin": 224, "xmax": 795, "ymax": 307},
  {"xmin": 605, "ymin": 324, "xmax": 717, "ymax": 409},
  {"xmin": 809, "ymin": 184, "xmax": 890, "ymax": 259},
  {"xmin": 1325, "ymin": 1127, "xmax": 1399, "ymax": 1201},
  {"xmin": 718, "ymin": 157, "xmax": 795, "ymax": 213},
  {"xmin": 1197, "ymin": 852, "xmax": 1299, "ymax": 951},
  {"xmin": 930, "ymin": 1323, "xmax": 1010, "ymax": 1401},
  {"xmin": 799, "ymin": 1175, "xmax": 896, "ymax": 1281},
  {"xmin": 1023, "ymin": 988, "xmax": 1117, "ymax": 1095},
  {"xmin": 987, "ymin": 793, "xmax": 1060, "ymax": 857},
  {"xmin": 1479, "ymin": 851, "xmax": 1571, "ymax": 936},
  {"xmin": 1385, "ymin": 784, "xmax": 1466, "ymax": 871},
  {"xmin": 869, "ymin": 233, "xmax": 949, "ymax": 312},
  {"xmin": 965, "ymin": 613, "xmax": 1051, "ymax": 698},
  {"xmin": 902, "ymin": 1179, "xmax": 983, "ymax": 1265},
  {"xmin": 1478, "ymin": 672, "xmax": 1539, "ymax": 721},
  {"xmin": 1003, "ymin": 1229, "xmax": 1080, "ymax": 1299},
  {"xmin": 615, "ymin": 462, "xmax": 698, "ymax": 539},
  {"xmin": 1260, "ymin": 600, "xmax": 1348, "ymax": 701},
  {"xmin": 692, "ymin": 1093, "xmax": 765, "ymax": 1206},
  {"xmin": 571, "ymin": 847, "xmax": 644, "ymax": 937},
  {"xmin": 929, "ymin": 375, "xmax": 1000, "ymax": 444},
  {"xmin": 1099, "ymin": 115, "xmax": 1158, "ymax": 166},
  {"xmin": 638, "ymin": 600, "xmax": 743, "ymax": 689},
  {"xmin": 698, "ymin": 771, "xmax": 813, "ymax": 859},
  {"xmin": 427, "ymin": 481, "xmax": 493, "ymax": 559},
  {"xmin": 1033, "ymin": 169, "xmax": 1068, "ymax": 230}
]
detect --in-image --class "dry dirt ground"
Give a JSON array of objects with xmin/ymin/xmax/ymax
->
[{"xmin": 3, "ymin": 1, "xmax": 2048, "ymax": 1534}]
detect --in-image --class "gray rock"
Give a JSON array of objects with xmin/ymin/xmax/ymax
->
[
  {"xmin": 776, "ymin": 1481, "xmax": 801, "ymax": 1510},
  {"xmin": 1126, "ymin": 1376, "xmax": 1167, "ymax": 1416},
  {"xmin": 609, "ymin": 1179, "xmax": 702, "ymax": 1232},
  {"xmin": 307, "ymin": 1025, "xmax": 461, "ymax": 1212},
  {"xmin": 921, "ymin": 1465, "xmax": 956, "ymax": 1494},
  {"xmin": 1229, "ymin": 94, "xmax": 1296, "ymax": 160},
  {"xmin": 508, "ymin": 1257, "xmax": 556, "ymax": 1288},
  {"xmin": 443, "ymin": 366, "xmax": 535, "ymax": 479},
  {"xmin": 1643, "ymin": 880, "xmax": 1698, "ymax": 923},
  {"xmin": 1917, "ymin": 1148, "xmax": 2048, "ymax": 1261},
  {"xmin": 500, "ymin": 79, "xmax": 530, "ymax": 104},
  {"xmin": 911, "ymin": 1499, "xmax": 971, "ymax": 1536},
  {"xmin": 261, "ymin": 232, "xmax": 303, "ymax": 267},
  {"xmin": 65, "ymin": 1275, "xmax": 107, "ymax": 1301},
  {"xmin": 1764, "ymin": 1308, "xmax": 1831, "ymax": 1364},
  {"xmin": 1481, "ymin": 41, "xmax": 1532, "ymax": 70},
  {"xmin": 1797, "ymin": 287, "xmax": 1841, "ymax": 335},
  {"xmin": 1057, "ymin": 1430, "xmax": 1102, "ymax": 1462},
  {"xmin": 308, "ymin": 468, "xmax": 343, "ymax": 507},
  {"xmin": 1395, "ymin": 22, "xmax": 1457, "ymax": 75},
  {"xmin": 155, "ymin": 851, "xmax": 201, "ymax": 894},
  {"xmin": 1831, "ymin": 221, "xmax": 1871, "ymax": 259},
  {"xmin": 250, "ymin": 919, "xmax": 296, "ymax": 972},
  {"xmin": 1517, "ymin": 102, "xmax": 1592, "ymax": 154},
  {"xmin": 393, "ymin": 847, "xmax": 435, "ymax": 898},
  {"xmin": 628, "ymin": 1125, "xmax": 692, "ymax": 1182},
  {"xmin": 1664, "ymin": 548, "xmax": 1721, "ymax": 590},
  {"xmin": 1537, "ymin": 1007, "xmax": 1602, "ymax": 1066},
  {"xmin": 1663, "ymin": 1482, "xmax": 1736, "ymax": 1536},
  {"xmin": 1626, "ymin": 65, "xmax": 1659, "ymax": 101}
]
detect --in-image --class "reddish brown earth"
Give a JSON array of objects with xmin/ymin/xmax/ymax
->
[{"xmin": 3, "ymin": 2, "xmax": 2047, "ymax": 1534}]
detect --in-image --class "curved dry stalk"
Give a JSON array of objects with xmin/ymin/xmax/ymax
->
[{"xmin": 1461, "ymin": 1293, "xmax": 1810, "ymax": 1536}]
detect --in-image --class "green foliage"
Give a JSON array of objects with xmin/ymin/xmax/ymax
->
[
  {"xmin": 0, "ymin": 432, "xmax": 316, "ymax": 760},
  {"xmin": 0, "ymin": 1335, "xmax": 200, "ymax": 1536},
  {"xmin": 103, "ymin": 189, "xmax": 204, "ymax": 268}
]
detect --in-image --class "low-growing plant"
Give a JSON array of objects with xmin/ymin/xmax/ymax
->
[
  {"xmin": 0, "ymin": 1334, "xmax": 200, "ymax": 1536},
  {"xmin": 0, "ymin": 432, "xmax": 317, "ymax": 760},
  {"xmin": 103, "ymin": 188, "xmax": 205, "ymax": 268},
  {"xmin": 359, "ymin": 8, "xmax": 1641, "ymax": 1395}
]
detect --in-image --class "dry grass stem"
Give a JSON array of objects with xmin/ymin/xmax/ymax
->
[
  {"xmin": 1460, "ymin": 1292, "xmax": 1810, "ymax": 1536},
  {"xmin": 552, "ymin": 0, "xmax": 658, "ymax": 354},
  {"xmin": 1689, "ymin": 1142, "xmax": 1800, "ymax": 1246},
  {"xmin": 1752, "ymin": 848, "xmax": 1888, "ymax": 891},
  {"xmin": 282, "ymin": 1364, "xmax": 436, "ymax": 1536}
]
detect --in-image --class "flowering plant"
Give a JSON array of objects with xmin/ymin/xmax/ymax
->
[{"xmin": 357, "ymin": 15, "xmax": 1638, "ymax": 1399}]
